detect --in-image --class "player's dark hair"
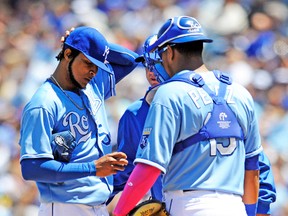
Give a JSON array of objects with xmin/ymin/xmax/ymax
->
[
  {"xmin": 172, "ymin": 41, "xmax": 203, "ymax": 57},
  {"xmin": 56, "ymin": 45, "xmax": 80, "ymax": 61}
]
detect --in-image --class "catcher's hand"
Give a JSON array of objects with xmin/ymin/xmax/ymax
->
[{"xmin": 128, "ymin": 199, "xmax": 170, "ymax": 216}]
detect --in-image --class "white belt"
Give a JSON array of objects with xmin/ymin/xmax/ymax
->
[{"xmin": 164, "ymin": 190, "xmax": 241, "ymax": 199}]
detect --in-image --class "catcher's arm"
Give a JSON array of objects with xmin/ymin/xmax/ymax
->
[
  {"xmin": 243, "ymin": 154, "xmax": 260, "ymax": 216},
  {"xmin": 113, "ymin": 163, "xmax": 161, "ymax": 216}
]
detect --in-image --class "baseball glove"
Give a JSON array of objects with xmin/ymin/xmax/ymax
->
[
  {"xmin": 51, "ymin": 131, "xmax": 77, "ymax": 162},
  {"xmin": 128, "ymin": 199, "xmax": 170, "ymax": 216}
]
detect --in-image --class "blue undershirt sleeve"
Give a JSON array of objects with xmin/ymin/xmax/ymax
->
[
  {"xmin": 21, "ymin": 158, "xmax": 96, "ymax": 183},
  {"xmin": 245, "ymin": 154, "xmax": 259, "ymax": 170},
  {"xmin": 107, "ymin": 43, "xmax": 139, "ymax": 83}
]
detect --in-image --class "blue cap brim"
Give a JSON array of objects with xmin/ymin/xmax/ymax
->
[
  {"xmin": 135, "ymin": 55, "xmax": 144, "ymax": 63},
  {"xmin": 171, "ymin": 36, "xmax": 213, "ymax": 44},
  {"xmin": 84, "ymin": 54, "xmax": 113, "ymax": 74},
  {"xmin": 147, "ymin": 35, "xmax": 213, "ymax": 52}
]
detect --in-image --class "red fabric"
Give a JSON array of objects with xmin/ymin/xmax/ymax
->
[{"xmin": 113, "ymin": 163, "xmax": 161, "ymax": 216}]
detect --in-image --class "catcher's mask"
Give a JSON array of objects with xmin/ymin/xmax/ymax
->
[{"xmin": 136, "ymin": 35, "xmax": 169, "ymax": 83}]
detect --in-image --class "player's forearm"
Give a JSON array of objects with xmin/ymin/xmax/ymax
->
[
  {"xmin": 107, "ymin": 43, "xmax": 139, "ymax": 83},
  {"xmin": 243, "ymin": 154, "xmax": 260, "ymax": 216},
  {"xmin": 243, "ymin": 169, "xmax": 260, "ymax": 216},
  {"xmin": 108, "ymin": 43, "xmax": 138, "ymax": 66},
  {"xmin": 113, "ymin": 163, "xmax": 161, "ymax": 216},
  {"xmin": 21, "ymin": 158, "xmax": 96, "ymax": 183},
  {"xmin": 243, "ymin": 169, "xmax": 260, "ymax": 204}
]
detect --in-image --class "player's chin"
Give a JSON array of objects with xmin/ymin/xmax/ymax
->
[
  {"xmin": 151, "ymin": 80, "xmax": 159, "ymax": 86},
  {"xmin": 81, "ymin": 79, "xmax": 91, "ymax": 88}
]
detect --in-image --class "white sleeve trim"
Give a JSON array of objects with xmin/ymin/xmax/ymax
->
[
  {"xmin": 134, "ymin": 158, "xmax": 166, "ymax": 174},
  {"xmin": 245, "ymin": 146, "xmax": 263, "ymax": 158},
  {"xmin": 20, "ymin": 154, "xmax": 54, "ymax": 162}
]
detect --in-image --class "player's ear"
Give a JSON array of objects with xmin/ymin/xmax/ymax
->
[
  {"xmin": 167, "ymin": 45, "xmax": 175, "ymax": 61},
  {"xmin": 63, "ymin": 48, "xmax": 72, "ymax": 60}
]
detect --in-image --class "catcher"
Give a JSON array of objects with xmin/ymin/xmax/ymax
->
[
  {"xmin": 113, "ymin": 15, "xmax": 262, "ymax": 216},
  {"xmin": 110, "ymin": 35, "xmax": 169, "ymax": 216}
]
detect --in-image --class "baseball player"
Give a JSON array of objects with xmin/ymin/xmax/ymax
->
[
  {"xmin": 111, "ymin": 35, "xmax": 162, "ymax": 202},
  {"xmin": 121, "ymin": 37, "xmax": 277, "ymax": 216},
  {"xmin": 19, "ymin": 26, "xmax": 138, "ymax": 216},
  {"xmin": 113, "ymin": 16, "xmax": 262, "ymax": 216},
  {"xmin": 113, "ymin": 39, "xmax": 277, "ymax": 216},
  {"xmin": 132, "ymin": 39, "xmax": 277, "ymax": 216}
]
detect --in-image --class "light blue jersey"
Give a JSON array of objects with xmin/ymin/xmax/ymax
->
[
  {"xmin": 135, "ymin": 70, "xmax": 262, "ymax": 196},
  {"xmin": 19, "ymin": 69, "xmax": 115, "ymax": 205}
]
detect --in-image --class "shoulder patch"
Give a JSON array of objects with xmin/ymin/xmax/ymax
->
[
  {"xmin": 143, "ymin": 127, "xmax": 152, "ymax": 135},
  {"xmin": 140, "ymin": 128, "xmax": 153, "ymax": 149}
]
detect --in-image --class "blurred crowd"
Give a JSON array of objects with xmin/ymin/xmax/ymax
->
[{"xmin": 0, "ymin": 0, "xmax": 287, "ymax": 215}]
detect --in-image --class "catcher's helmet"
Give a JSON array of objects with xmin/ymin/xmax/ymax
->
[{"xmin": 147, "ymin": 16, "xmax": 212, "ymax": 52}]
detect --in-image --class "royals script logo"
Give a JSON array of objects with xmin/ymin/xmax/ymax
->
[
  {"xmin": 63, "ymin": 111, "xmax": 91, "ymax": 143},
  {"xmin": 103, "ymin": 46, "xmax": 110, "ymax": 64}
]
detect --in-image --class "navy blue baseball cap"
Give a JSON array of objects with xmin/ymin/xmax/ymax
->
[
  {"xmin": 147, "ymin": 16, "xmax": 213, "ymax": 52},
  {"xmin": 64, "ymin": 26, "xmax": 112, "ymax": 73}
]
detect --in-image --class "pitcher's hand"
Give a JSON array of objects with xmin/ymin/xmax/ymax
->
[{"xmin": 95, "ymin": 152, "xmax": 128, "ymax": 177}]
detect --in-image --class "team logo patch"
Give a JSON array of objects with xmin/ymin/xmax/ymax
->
[
  {"xmin": 178, "ymin": 16, "xmax": 202, "ymax": 34},
  {"xmin": 140, "ymin": 128, "xmax": 152, "ymax": 149},
  {"xmin": 143, "ymin": 127, "xmax": 152, "ymax": 135},
  {"xmin": 217, "ymin": 112, "xmax": 231, "ymax": 129},
  {"xmin": 55, "ymin": 135, "xmax": 67, "ymax": 147}
]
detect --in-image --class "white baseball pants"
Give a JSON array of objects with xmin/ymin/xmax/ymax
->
[
  {"xmin": 163, "ymin": 190, "xmax": 247, "ymax": 216},
  {"xmin": 38, "ymin": 202, "xmax": 109, "ymax": 216}
]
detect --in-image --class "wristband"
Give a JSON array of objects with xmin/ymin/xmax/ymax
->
[{"xmin": 245, "ymin": 203, "xmax": 257, "ymax": 216}]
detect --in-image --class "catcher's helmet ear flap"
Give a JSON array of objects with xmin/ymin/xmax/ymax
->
[
  {"xmin": 154, "ymin": 63, "xmax": 170, "ymax": 83},
  {"xmin": 147, "ymin": 16, "xmax": 213, "ymax": 52}
]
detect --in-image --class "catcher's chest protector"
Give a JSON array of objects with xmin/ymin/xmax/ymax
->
[{"xmin": 166, "ymin": 70, "xmax": 244, "ymax": 155}]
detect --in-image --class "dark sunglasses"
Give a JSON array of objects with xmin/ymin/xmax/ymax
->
[{"xmin": 158, "ymin": 44, "xmax": 176, "ymax": 59}]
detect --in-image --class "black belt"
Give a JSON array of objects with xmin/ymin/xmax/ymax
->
[{"xmin": 183, "ymin": 189, "xmax": 195, "ymax": 192}]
